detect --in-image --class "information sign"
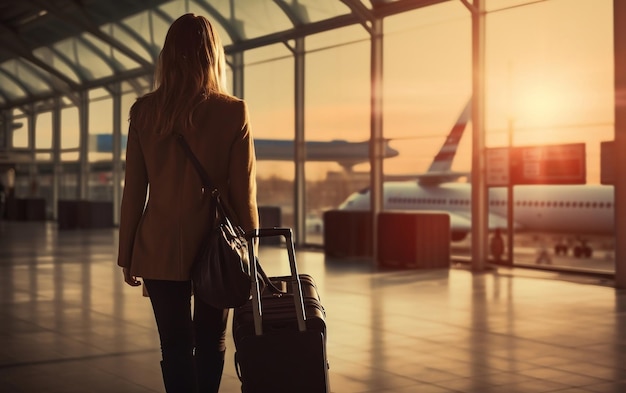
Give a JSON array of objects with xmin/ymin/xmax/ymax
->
[
  {"xmin": 509, "ymin": 143, "xmax": 586, "ymax": 185},
  {"xmin": 486, "ymin": 147, "xmax": 510, "ymax": 187}
]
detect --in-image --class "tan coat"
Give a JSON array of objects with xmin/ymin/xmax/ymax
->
[{"xmin": 117, "ymin": 94, "xmax": 258, "ymax": 281}]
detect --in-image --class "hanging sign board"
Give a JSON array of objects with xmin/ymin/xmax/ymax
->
[
  {"xmin": 509, "ymin": 143, "xmax": 586, "ymax": 185},
  {"xmin": 486, "ymin": 147, "xmax": 510, "ymax": 187}
]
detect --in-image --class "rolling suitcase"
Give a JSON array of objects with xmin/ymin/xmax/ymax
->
[{"xmin": 232, "ymin": 228, "xmax": 329, "ymax": 393}]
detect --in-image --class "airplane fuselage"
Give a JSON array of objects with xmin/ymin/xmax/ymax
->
[{"xmin": 339, "ymin": 182, "xmax": 614, "ymax": 237}]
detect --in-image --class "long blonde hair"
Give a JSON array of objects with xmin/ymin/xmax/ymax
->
[{"xmin": 132, "ymin": 14, "xmax": 228, "ymax": 134}]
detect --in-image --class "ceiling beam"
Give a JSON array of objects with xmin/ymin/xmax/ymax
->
[
  {"xmin": 0, "ymin": 0, "xmax": 450, "ymax": 109},
  {"xmin": 341, "ymin": 0, "xmax": 374, "ymax": 33},
  {"xmin": 0, "ymin": 23, "xmax": 80, "ymax": 89},
  {"xmin": 32, "ymin": 0, "xmax": 152, "ymax": 69},
  {"xmin": 0, "ymin": 67, "xmax": 33, "ymax": 99}
]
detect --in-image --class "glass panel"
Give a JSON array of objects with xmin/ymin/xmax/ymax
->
[
  {"xmin": 81, "ymin": 32, "xmax": 143, "ymax": 72},
  {"xmin": 12, "ymin": 114, "xmax": 28, "ymax": 148},
  {"xmin": 87, "ymin": 88, "xmax": 113, "ymax": 200},
  {"xmin": 306, "ymin": 24, "xmax": 368, "ymax": 52},
  {"xmin": 229, "ymin": 0, "xmax": 294, "ymax": 38},
  {"xmin": 244, "ymin": 43, "xmax": 295, "ymax": 230},
  {"xmin": 61, "ymin": 152, "xmax": 79, "ymax": 161},
  {"xmin": 121, "ymin": 78, "xmax": 152, "ymax": 96},
  {"xmin": 180, "ymin": 2, "xmax": 233, "ymax": 45},
  {"xmin": 117, "ymin": 90, "xmax": 138, "ymax": 208},
  {"xmin": 485, "ymin": 0, "xmax": 542, "ymax": 12},
  {"xmin": 36, "ymin": 112, "xmax": 52, "ymax": 150},
  {"xmin": 121, "ymin": 91, "xmax": 136, "ymax": 141},
  {"xmin": 59, "ymin": 167, "xmax": 79, "ymax": 199},
  {"xmin": 102, "ymin": 22, "xmax": 154, "ymax": 64},
  {"xmin": 51, "ymin": 36, "xmax": 111, "ymax": 81},
  {"xmin": 304, "ymin": 28, "xmax": 371, "ymax": 245},
  {"xmin": 89, "ymin": 170, "xmax": 112, "ymax": 201},
  {"xmin": 295, "ymin": 0, "xmax": 352, "ymax": 23},
  {"xmin": 149, "ymin": 8, "xmax": 177, "ymax": 48},
  {"xmin": 384, "ymin": 2, "xmax": 471, "ymax": 179},
  {"xmin": 34, "ymin": 170, "xmax": 53, "ymax": 218},
  {"xmin": 167, "ymin": 0, "xmax": 293, "ymax": 40},
  {"xmin": 0, "ymin": 70, "xmax": 26, "ymax": 100},
  {"xmin": 486, "ymin": 0, "xmax": 614, "ymax": 166},
  {"xmin": 61, "ymin": 106, "xmax": 79, "ymax": 151},
  {"xmin": 90, "ymin": 88, "xmax": 110, "ymax": 101},
  {"xmin": 382, "ymin": 2, "xmax": 473, "ymax": 262},
  {"xmin": 485, "ymin": 0, "xmax": 614, "ymax": 272},
  {"xmin": 88, "ymin": 95, "xmax": 113, "ymax": 164},
  {"xmin": 32, "ymin": 47, "xmax": 81, "ymax": 83},
  {"xmin": 1, "ymin": 60, "xmax": 51, "ymax": 95},
  {"xmin": 11, "ymin": 167, "xmax": 31, "ymax": 198},
  {"xmin": 36, "ymin": 153, "xmax": 51, "ymax": 160},
  {"xmin": 121, "ymin": 11, "xmax": 165, "ymax": 53}
]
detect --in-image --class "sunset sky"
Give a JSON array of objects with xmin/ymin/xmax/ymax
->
[{"xmin": 245, "ymin": 0, "xmax": 614, "ymax": 183}]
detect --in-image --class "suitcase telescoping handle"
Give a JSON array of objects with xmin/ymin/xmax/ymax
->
[{"xmin": 246, "ymin": 228, "xmax": 307, "ymax": 336}]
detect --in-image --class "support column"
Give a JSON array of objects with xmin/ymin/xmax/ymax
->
[
  {"xmin": 370, "ymin": 18, "xmax": 384, "ymax": 260},
  {"xmin": 614, "ymin": 0, "xmax": 626, "ymax": 289},
  {"xmin": 52, "ymin": 98, "xmax": 61, "ymax": 220},
  {"xmin": 78, "ymin": 91, "xmax": 89, "ymax": 200},
  {"xmin": 111, "ymin": 83, "xmax": 122, "ymax": 227},
  {"xmin": 231, "ymin": 52, "xmax": 244, "ymax": 99},
  {"xmin": 0, "ymin": 110, "xmax": 7, "ymax": 149},
  {"xmin": 294, "ymin": 37, "xmax": 306, "ymax": 246},
  {"xmin": 470, "ymin": 0, "xmax": 488, "ymax": 271},
  {"xmin": 27, "ymin": 107, "xmax": 38, "ymax": 197}
]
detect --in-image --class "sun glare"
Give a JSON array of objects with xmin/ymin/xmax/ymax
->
[{"xmin": 509, "ymin": 71, "xmax": 576, "ymax": 146}]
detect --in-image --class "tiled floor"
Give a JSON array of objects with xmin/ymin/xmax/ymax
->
[{"xmin": 1, "ymin": 221, "xmax": 626, "ymax": 393}]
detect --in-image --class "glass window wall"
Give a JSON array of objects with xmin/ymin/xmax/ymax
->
[
  {"xmin": 0, "ymin": 0, "xmax": 617, "ymax": 276},
  {"xmin": 304, "ymin": 26, "xmax": 371, "ymax": 245},
  {"xmin": 483, "ymin": 0, "xmax": 614, "ymax": 272},
  {"xmin": 244, "ymin": 44, "xmax": 295, "ymax": 230}
]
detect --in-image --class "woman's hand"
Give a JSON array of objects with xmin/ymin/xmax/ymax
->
[{"xmin": 123, "ymin": 267, "xmax": 142, "ymax": 287}]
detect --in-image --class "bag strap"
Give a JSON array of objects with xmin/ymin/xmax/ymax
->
[
  {"xmin": 175, "ymin": 133, "xmax": 285, "ymax": 296},
  {"xmin": 176, "ymin": 133, "xmax": 241, "ymax": 229},
  {"xmin": 175, "ymin": 132, "xmax": 215, "ymax": 192}
]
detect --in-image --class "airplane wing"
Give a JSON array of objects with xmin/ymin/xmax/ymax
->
[{"xmin": 415, "ymin": 170, "xmax": 470, "ymax": 185}]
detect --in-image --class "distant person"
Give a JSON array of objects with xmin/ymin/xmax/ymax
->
[
  {"xmin": 117, "ymin": 14, "xmax": 259, "ymax": 393},
  {"xmin": 490, "ymin": 228, "xmax": 505, "ymax": 263},
  {"xmin": 536, "ymin": 236, "xmax": 552, "ymax": 264}
]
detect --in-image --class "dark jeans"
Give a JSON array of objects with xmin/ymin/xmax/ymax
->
[{"xmin": 144, "ymin": 279, "xmax": 229, "ymax": 393}]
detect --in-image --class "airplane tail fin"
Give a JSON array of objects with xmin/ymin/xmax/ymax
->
[
  {"xmin": 416, "ymin": 99, "xmax": 471, "ymax": 185},
  {"xmin": 426, "ymin": 99, "xmax": 471, "ymax": 174}
]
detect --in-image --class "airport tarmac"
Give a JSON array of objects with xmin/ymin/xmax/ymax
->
[{"xmin": 304, "ymin": 232, "xmax": 616, "ymax": 275}]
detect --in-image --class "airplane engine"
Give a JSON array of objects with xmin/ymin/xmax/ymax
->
[{"xmin": 451, "ymin": 231, "xmax": 468, "ymax": 242}]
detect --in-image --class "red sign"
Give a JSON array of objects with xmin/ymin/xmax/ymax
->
[
  {"xmin": 486, "ymin": 147, "xmax": 510, "ymax": 187},
  {"xmin": 509, "ymin": 143, "xmax": 586, "ymax": 185}
]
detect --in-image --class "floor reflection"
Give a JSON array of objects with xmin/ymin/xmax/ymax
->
[{"xmin": 0, "ymin": 221, "xmax": 625, "ymax": 392}]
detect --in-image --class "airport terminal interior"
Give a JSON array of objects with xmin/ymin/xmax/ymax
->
[
  {"xmin": 2, "ymin": 0, "xmax": 626, "ymax": 392},
  {"xmin": 2, "ymin": 221, "xmax": 626, "ymax": 393}
]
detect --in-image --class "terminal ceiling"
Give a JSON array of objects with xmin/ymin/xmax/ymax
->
[{"xmin": 0, "ymin": 0, "xmax": 447, "ymax": 112}]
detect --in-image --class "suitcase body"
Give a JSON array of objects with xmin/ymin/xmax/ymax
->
[{"xmin": 232, "ymin": 228, "xmax": 329, "ymax": 393}]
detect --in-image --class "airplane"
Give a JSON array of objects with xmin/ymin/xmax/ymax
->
[
  {"xmin": 254, "ymin": 139, "xmax": 399, "ymax": 171},
  {"xmin": 337, "ymin": 100, "xmax": 614, "ymax": 258},
  {"xmin": 91, "ymin": 135, "xmax": 399, "ymax": 171}
]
